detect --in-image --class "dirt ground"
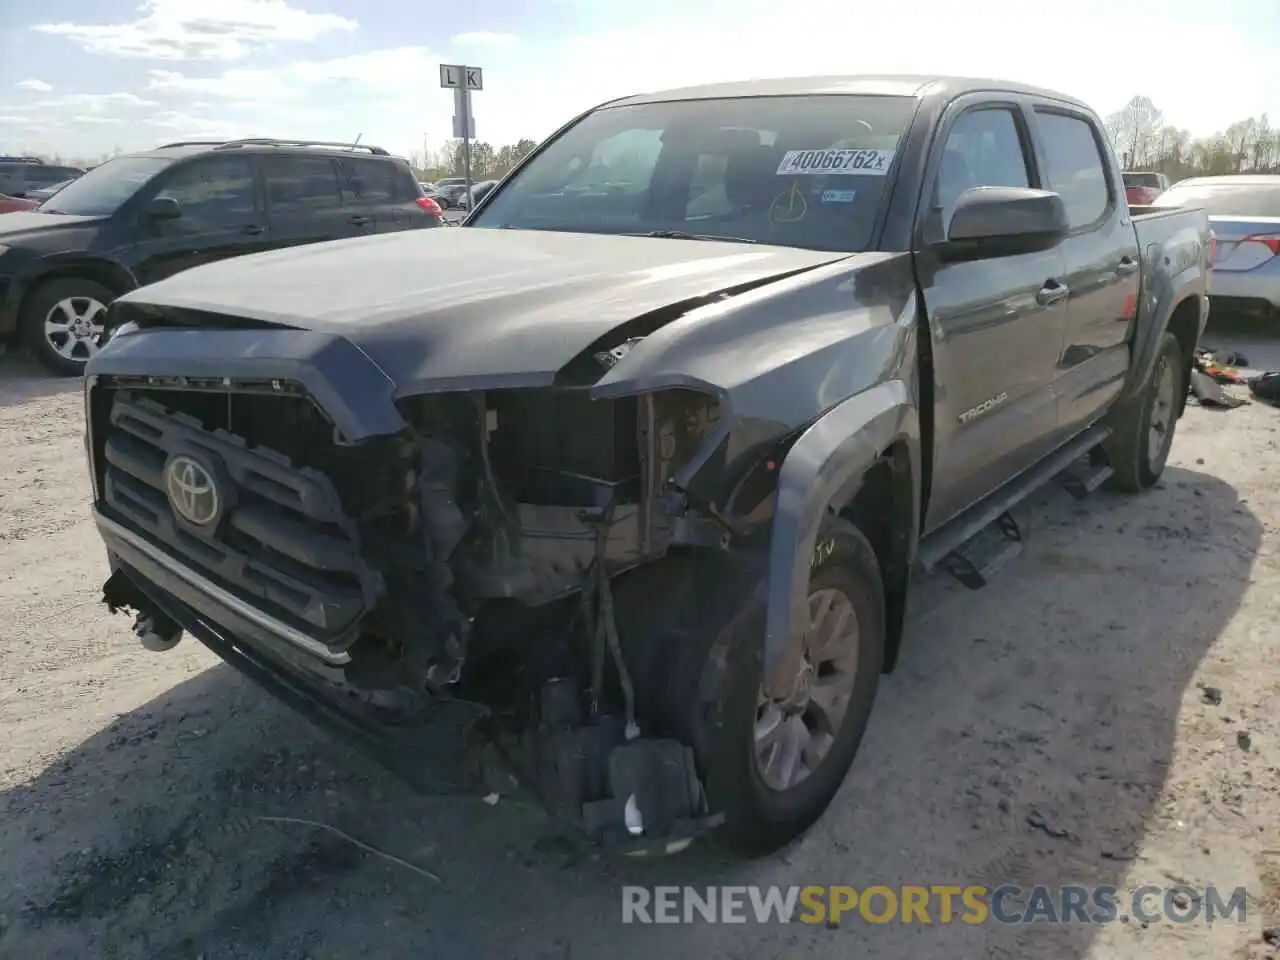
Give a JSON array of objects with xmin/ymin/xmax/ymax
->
[{"xmin": 2, "ymin": 331, "xmax": 1279, "ymax": 960}]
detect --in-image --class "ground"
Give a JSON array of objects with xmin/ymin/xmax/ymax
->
[{"xmin": 1, "ymin": 331, "xmax": 1279, "ymax": 960}]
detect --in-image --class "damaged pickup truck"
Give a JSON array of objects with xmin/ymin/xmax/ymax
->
[{"xmin": 85, "ymin": 75, "xmax": 1211, "ymax": 856}]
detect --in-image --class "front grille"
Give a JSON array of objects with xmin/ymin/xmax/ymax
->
[{"xmin": 98, "ymin": 390, "xmax": 381, "ymax": 644}]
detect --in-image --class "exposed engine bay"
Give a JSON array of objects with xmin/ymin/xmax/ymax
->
[{"xmin": 92, "ymin": 369, "xmax": 756, "ymax": 852}]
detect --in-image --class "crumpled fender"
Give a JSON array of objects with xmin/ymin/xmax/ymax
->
[{"xmin": 761, "ymin": 379, "xmax": 919, "ymax": 698}]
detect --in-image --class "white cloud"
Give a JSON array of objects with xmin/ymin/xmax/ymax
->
[
  {"xmin": 451, "ymin": 32, "xmax": 517, "ymax": 47},
  {"xmin": 143, "ymin": 110, "xmax": 244, "ymax": 138},
  {"xmin": 465, "ymin": 0, "xmax": 1277, "ymax": 145},
  {"xmin": 146, "ymin": 46, "xmax": 438, "ymax": 101},
  {"xmin": 17, "ymin": 79, "xmax": 53, "ymax": 92},
  {"xmin": 32, "ymin": 0, "xmax": 356, "ymax": 62},
  {"xmin": 10, "ymin": 0, "xmax": 1276, "ymax": 163}
]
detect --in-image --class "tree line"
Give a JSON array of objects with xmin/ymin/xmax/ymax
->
[
  {"xmin": 409, "ymin": 138, "xmax": 540, "ymax": 182},
  {"xmin": 1106, "ymin": 96, "xmax": 1279, "ymax": 180}
]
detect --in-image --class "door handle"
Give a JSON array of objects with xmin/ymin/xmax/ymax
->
[
  {"xmin": 348, "ymin": 215, "xmax": 372, "ymax": 226},
  {"xmin": 1035, "ymin": 279, "xmax": 1070, "ymax": 307},
  {"xmin": 1116, "ymin": 256, "xmax": 1139, "ymax": 276},
  {"xmin": 241, "ymin": 224, "xmax": 264, "ymax": 235}
]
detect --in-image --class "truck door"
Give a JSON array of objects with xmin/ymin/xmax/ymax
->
[
  {"xmin": 1028, "ymin": 107, "xmax": 1139, "ymax": 438},
  {"xmin": 915, "ymin": 98, "xmax": 1070, "ymax": 533}
]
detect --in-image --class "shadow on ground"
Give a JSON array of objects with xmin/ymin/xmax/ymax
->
[
  {"xmin": 0, "ymin": 466, "xmax": 1261, "ymax": 960},
  {"xmin": 0, "ymin": 352, "xmax": 80, "ymax": 407}
]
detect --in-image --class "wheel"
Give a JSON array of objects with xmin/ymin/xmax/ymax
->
[
  {"xmin": 20, "ymin": 277, "xmax": 118, "ymax": 376},
  {"xmin": 1104, "ymin": 332, "xmax": 1184, "ymax": 492},
  {"xmin": 700, "ymin": 518, "xmax": 885, "ymax": 856}
]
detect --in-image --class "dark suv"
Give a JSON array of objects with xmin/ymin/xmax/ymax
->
[
  {"xmin": 0, "ymin": 138, "xmax": 443, "ymax": 375},
  {"xmin": 0, "ymin": 161, "xmax": 85, "ymax": 199}
]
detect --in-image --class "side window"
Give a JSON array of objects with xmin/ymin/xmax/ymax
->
[
  {"xmin": 342, "ymin": 157, "xmax": 398, "ymax": 203},
  {"xmin": 156, "ymin": 157, "xmax": 256, "ymax": 219},
  {"xmin": 264, "ymin": 156, "xmax": 344, "ymax": 211},
  {"xmin": 934, "ymin": 107, "xmax": 1031, "ymax": 218},
  {"xmin": 1034, "ymin": 111, "xmax": 1109, "ymax": 230}
]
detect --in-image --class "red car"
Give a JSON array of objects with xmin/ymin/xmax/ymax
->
[
  {"xmin": 1123, "ymin": 171, "xmax": 1170, "ymax": 205},
  {"xmin": 0, "ymin": 193, "xmax": 38, "ymax": 213}
]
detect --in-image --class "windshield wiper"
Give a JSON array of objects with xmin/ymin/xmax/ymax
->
[{"xmin": 628, "ymin": 230, "xmax": 761, "ymax": 244}]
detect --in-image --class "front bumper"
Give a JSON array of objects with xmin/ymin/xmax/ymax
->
[
  {"xmin": 96, "ymin": 510, "xmax": 350, "ymax": 666},
  {"xmin": 98, "ymin": 522, "xmax": 484, "ymax": 794}
]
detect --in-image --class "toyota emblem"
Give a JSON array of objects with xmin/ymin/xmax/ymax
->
[{"xmin": 165, "ymin": 455, "xmax": 219, "ymax": 526}]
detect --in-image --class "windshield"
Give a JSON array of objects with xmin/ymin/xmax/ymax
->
[
  {"xmin": 1151, "ymin": 180, "xmax": 1280, "ymax": 217},
  {"xmin": 471, "ymin": 94, "xmax": 917, "ymax": 252},
  {"xmin": 40, "ymin": 155, "xmax": 173, "ymax": 216}
]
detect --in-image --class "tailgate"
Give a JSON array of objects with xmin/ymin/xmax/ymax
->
[{"xmin": 1206, "ymin": 216, "xmax": 1280, "ymax": 272}]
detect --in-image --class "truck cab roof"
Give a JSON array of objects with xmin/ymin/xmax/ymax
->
[{"xmin": 610, "ymin": 74, "xmax": 1091, "ymax": 111}]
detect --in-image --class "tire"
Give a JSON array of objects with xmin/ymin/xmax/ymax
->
[
  {"xmin": 1104, "ymin": 332, "xmax": 1184, "ymax": 493},
  {"xmin": 20, "ymin": 277, "xmax": 118, "ymax": 377},
  {"xmin": 701, "ymin": 518, "xmax": 885, "ymax": 856}
]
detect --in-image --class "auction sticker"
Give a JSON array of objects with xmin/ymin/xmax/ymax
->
[{"xmin": 776, "ymin": 148, "xmax": 895, "ymax": 176}]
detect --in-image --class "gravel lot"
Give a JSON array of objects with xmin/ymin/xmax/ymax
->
[{"xmin": 2, "ymin": 332, "xmax": 1279, "ymax": 960}]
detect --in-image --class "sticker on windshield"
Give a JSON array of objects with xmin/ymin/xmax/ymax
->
[
  {"xmin": 775, "ymin": 149, "xmax": 895, "ymax": 176},
  {"xmin": 821, "ymin": 189, "xmax": 857, "ymax": 203}
]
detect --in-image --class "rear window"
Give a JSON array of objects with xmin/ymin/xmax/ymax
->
[
  {"xmin": 1152, "ymin": 181, "xmax": 1280, "ymax": 217},
  {"xmin": 1123, "ymin": 172, "xmax": 1161, "ymax": 188},
  {"xmin": 341, "ymin": 157, "xmax": 406, "ymax": 203},
  {"xmin": 471, "ymin": 94, "xmax": 918, "ymax": 252},
  {"xmin": 21, "ymin": 165, "xmax": 80, "ymax": 185}
]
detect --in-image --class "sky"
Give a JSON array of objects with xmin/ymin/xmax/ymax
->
[{"xmin": 1, "ymin": 0, "xmax": 1277, "ymax": 163}]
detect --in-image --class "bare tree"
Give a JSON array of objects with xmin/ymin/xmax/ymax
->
[{"xmin": 1105, "ymin": 96, "xmax": 1163, "ymax": 167}]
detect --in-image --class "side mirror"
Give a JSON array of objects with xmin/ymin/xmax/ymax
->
[
  {"xmin": 144, "ymin": 196, "xmax": 182, "ymax": 220},
  {"xmin": 937, "ymin": 187, "xmax": 1068, "ymax": 263}
]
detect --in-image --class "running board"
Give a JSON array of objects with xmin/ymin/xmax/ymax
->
[
  {"xmin": 917, "ymin": 423, "xmax": 1112, "ymax": 588},
  {"xmin": 938, "ymin": 511, "xmax": 1023, "ymax": 589},
  {"xmin": 1059, "ymin": 460, "xmax": 1114, "ymax": 500}
]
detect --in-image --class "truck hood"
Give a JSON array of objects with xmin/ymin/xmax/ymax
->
[
  {"xmin": 112, "ymin": 227, "xmax": 851, "ymax": 391},
  {"xmin": 0, "ymin": 210, "xmax": 103, "ymax": 240}
]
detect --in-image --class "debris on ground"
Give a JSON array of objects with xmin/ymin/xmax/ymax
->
[
  {"xmin": 1199, "ymin": 684, "xmax": 1223, "ymax": 706},
  {"xmin": 1027, "ymin": 810, "xmax": 1070, "ymax": 839},
  {"xmin": 1249, "ymin": 371, "xmax": 1280, "ymax": 406},
  {"xmin": 1237, "ymin": 730, "xmax": 1253, "ymax": 751},
  {"xmin": 1191, "ymin": 348, "xmax": 1252, "ymax": 408}
]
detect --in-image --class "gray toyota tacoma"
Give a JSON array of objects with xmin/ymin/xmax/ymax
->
[{"xmin": 84, "ymin": 75, "xmax": 1211, "ymax": 856}]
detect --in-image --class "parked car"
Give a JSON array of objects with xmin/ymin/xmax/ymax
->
[
  {"xmin": 0, "ymin": 162, "xmax": 84, "ymax": 198},
  {"xmin": 428, "ymin": 182, "xmax": 469, "ymax": 209},
  {"xmin": 463, "ymin": 179, "xmax": 498, "ymax": 210},
  {"xmin": 0, "ymin": 137, "xmax": 442, "ymax": 374},
  {"xmin": 1123, "ymin": 170, "xmax": 1170, "ymax": 205},
  {"xmin": 1148, "ymin": 174, "xmax": 1280, "ymax": 319},
  {"xmin": 86, "ymin": 75, "xmax": 1209, "ymax": 858},
  {"xmin": 0, "ymin": 193, "xmax": 39, "ymax": 214},
  {"xmin": 24, "ymin": 178, "xmax": 75, "ymax": 204}
]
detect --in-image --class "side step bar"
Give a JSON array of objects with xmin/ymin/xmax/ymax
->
[{"xmin": 916, "ymin": 423, "xmax": 1112, "ymax": 588}]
